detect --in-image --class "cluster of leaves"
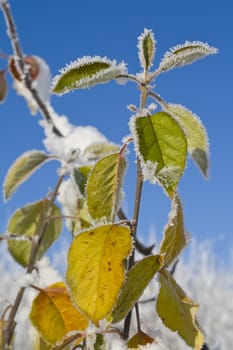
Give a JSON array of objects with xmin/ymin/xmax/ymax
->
[{"xmin": 0, "ymin": 19, "xmax": 217, "ymax": 350}]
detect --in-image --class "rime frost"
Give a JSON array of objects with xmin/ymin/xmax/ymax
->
[
  {"xmin": 40, "ymin": 105, "xmax": 108, "ymax": 163},
  {"xmin": 142, "ymin": 160, "xmax": 158, "ymax": 184},
  {"xmin": 159, "ymin": 41, "xmax": 218, "ymax": 73},
  {"xmin": 137, "ymin": 28, "xmax": 156, "ymax": 71},
  {"xmin": 52, "ymin": 55, "xmax": 128, "ymax": 94}
]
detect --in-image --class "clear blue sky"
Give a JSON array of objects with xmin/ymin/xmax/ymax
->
[{"xmin": 0, "ymin": 0, "xmax": 232, "ymax": 260}]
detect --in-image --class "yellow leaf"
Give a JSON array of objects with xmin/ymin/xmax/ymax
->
[
  {"xmin": 157, "ymin": 270, "xmax": 204, "ymax": 350},
  {"xmin": 30, "ymin": 282, "xmax": 88, "ymax": 346},
  {"xmin": 66, "ymin": 224, "xmax": 132, "ymax": 324}
]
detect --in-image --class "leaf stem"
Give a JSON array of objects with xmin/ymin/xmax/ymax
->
[
  {"xmin": 3, "ymin": 174, "xmax": 64, "ymax": 347},
  {"xmin": 0, "ymin": 0, "xmax": 64, "ymax": 137},
  {"xmin": 148, "ymin": 90, "xmax": 168, "ymax": 110},
  {"xmin": 123, "ymin": 84, "xmax": 148, "ymax": 340}
]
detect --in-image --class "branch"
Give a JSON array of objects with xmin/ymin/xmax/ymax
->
[{"xmin": 0, "ymin": 0, "xmax": 64, "ymax": 137}]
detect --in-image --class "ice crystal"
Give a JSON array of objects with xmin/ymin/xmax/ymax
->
[
  {"xmin": 159, "ymin": 41, "xmax": 218, "ymax": 73},
  {"xmin": 52, "ymin": 55, "xmax": 127, "ymax": 94}
]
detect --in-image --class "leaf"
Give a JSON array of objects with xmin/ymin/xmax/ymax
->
[
  {"xmin": 137, "ymin": 29, "xmax": 156, "ymax": 71},
  {"xmin": 127, "ymin": 331, "xmax": 154, "ymax": 349},
  {"xmin": 33, "ymin": 335, "xmax": 51, "ymax": 350},
  {"xmin": 73, "ymin": 166, "xmax": 92, "ymax": 197},
  {"xmin": 159, "ymin": 193, "xmax": 187, "ymax": 267},
  {"xmin": 94, "ymin": 334, "xmax": 105, "ymax": 350},
  {"xmin": 87, "ymin": 152, "xmax": 127, "ymax": 221},
  {"xmin": 66, "ymin": 224, "xmax": 132, "ymax": 324},
  {"xmin": 130, "ymin": 112, "xmax": 187, "ymax": 197},
  {"xmin": 112, "ymin": 255, "xmax": 163, "ymax": 323},
  {"xmin": 83, "ymin": 142, "xmax": 120, "ymax": 162},
  {"xmin": 158, "ymin": 41, "xmax": 218, "ymax": 73},
  {"xmin": 30, "ymin": 282, "xmax": 88, "ymax": 346},
  {"xmin": 0, "ymin": 70, "xmax": 8, "ymax": 103},
  {"xmin": 3, "ymin": 151, "xmax": 49, "ymax": 201},
  {"xmin": 167, "ymin": 104, "xmax": 209, "ymax": 177},
  {"xmin": 52, "ymin": 56, "xmax": 127, "ymax": 95},
  {"xmin": 70, "ymin": 199, "xmax": 93, "ymax": 233},
  {"xmin": 7, "ymin": 200, "xmax": 62, "ymax": 267},
  {"xmin": 157, "ymin": 270, "xmax": 204, "ymax": 350}
]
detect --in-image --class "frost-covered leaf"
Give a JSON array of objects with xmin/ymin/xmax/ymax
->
[
  {"xmin": 130, "ymin": 112, "xmax": 187, "ymax": 197},
  {"xmin": 167, "ymin": 104, "xmax": 209, "ymax": 177},
  {"xmin": 127, "ymin": 331, "xmax": 154, "ymax": 348},
  {"xmin": 7, "ymin": 200, "xmax": 62, "ymax": 267},
  {"xmin": 160, "ymin": 193, "xmax": 187, "ymax": 267},
  {"xmin": 83, "ymin": 142, "xmax": 120, "ymax": 162},
  {"xmin": 30, "ymin": 282, "xmax": 88, "ymax": 346},
  {"xmin": 0, "ymin": 70, "xmax": 8, "ymax": 103},
  {"xmin": 137, "ymin": 29, "xmax": 156, "ymax": 71},
  {"xmin": 52, "ymin": 56, "xmax": 127, "ymax": 95},
  {"xmin": 112, "ymin": 255, "xmax": 163, "ymax": 323},
  {"xmin": 66, "ymin": 224, "xmax": 132, "ymax": 324},
  {"xmin": 3, "ymin": 151, "xmax": 50, "ymax": 201},
  {"xmin": 158, "ymin": 41, "xmax": 218, "ymax": 73},
  {"xmin": 73, "ymin": 166, "xmax": 92, "ymax": 197},
  {"xmin": 157, "ymin": 270, "xmax": 204, "ymax": 350},
  {"xmin": 87, "ymin": 152, "xmax": 127, "ymax": 221}
]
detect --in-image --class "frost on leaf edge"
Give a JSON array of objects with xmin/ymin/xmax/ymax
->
[{"xmin": 51, "ymin": 56, "xmax": 128, "ymax": 95}]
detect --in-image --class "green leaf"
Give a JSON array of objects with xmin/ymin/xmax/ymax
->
[
  {"xmin": 73, "ymin": 166, "xmax": 92, "ymax": 197},
  {"xmin": 167, "ymin": 104, "xmax": 209, "ymax": 177},
  {"xmin": 157, "ymin": 270, "xmax": 204, "ymax": 350},
  {"xmin": 87, "ymin": 152, "xmax": 127, "ymax": 221},
  {"xmin": 137, "ymin": 29, "xmax": 156, "ymax": 71},
  {"xmin": 94, "ymin": 334, "xmax": 105, "ymax": 350},
  {"xmin": 3, "ymin": 151, "xmax": 49, "ymax": 201},
  {"xmin": 52, "ymin": 56, "xmax": 127, "ymax": 95},
  {"xmin": 158, "ymin": 41, "xmax": 218, "ymax": 73},
  {"xmin": 30, "ymin": 282, "xmax": 88, "ymax": 346},
  {"xmin": 112, "ymin": 255, "xmax": 163, "ymax": 323},
  {"xmin": 159, "ymin": 193, "xmax": 187, "ymax": 267},
  {"xmin": 66, "ymin": 224, "xmax": 132, "ymax": 324},
  {"xmin": 7, "ymin": 200, "xmax": 62, "ymax": 267},
  {"xmin": 130, "ymin": 112, "xmax": 187, "ymax": 197}
]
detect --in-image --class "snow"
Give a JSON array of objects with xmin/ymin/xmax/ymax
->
[{"xmin": 40, "ymin": 105, "xmax": 108, "ymax": 163}]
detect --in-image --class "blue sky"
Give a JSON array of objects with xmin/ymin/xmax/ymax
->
[{"xmin": 0, "ymin": 0, "xmax": 232, "ymax": 261}]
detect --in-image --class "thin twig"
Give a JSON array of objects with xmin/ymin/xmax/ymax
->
[{"xmin": 0, "ymin": 0, "xmax": 64, "ymax": 137}]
